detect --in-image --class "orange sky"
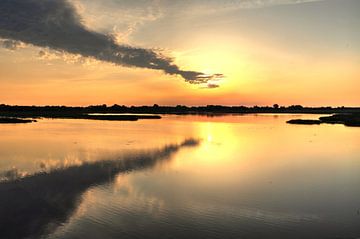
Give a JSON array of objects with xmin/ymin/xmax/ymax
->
[{"xmin": 0, "ymin": 0, "xmax": 359, "ymax": 106}]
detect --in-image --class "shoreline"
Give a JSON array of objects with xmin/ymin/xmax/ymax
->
[{"xmin": 287, "ymin": 113, "xmax": 360, "ymax": 127}]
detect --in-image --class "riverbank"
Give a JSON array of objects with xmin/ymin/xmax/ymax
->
[
  {"xmin": 0, "ymin": 118, "xmax": 36, "ymax": 124},
  {"xmin": 0, "ymin": 114, "xmax": 161, "ymax": 123}
]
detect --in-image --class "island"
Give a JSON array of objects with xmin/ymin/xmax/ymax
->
[
  {"xmin": 286, "ymin": 119, "xmax": 321, "ymax": 125},
  {"xmin": 0, "ymin": 118, "xmax": 36, "ymax": 124},
  {"xmin": 287, "ymin": 113, "xmax": 360, "ymax": 127}
]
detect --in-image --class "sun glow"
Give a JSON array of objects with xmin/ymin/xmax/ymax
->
[{"xmin": 174, "ymin": 42, "xmax": 251, "ymax": 89}]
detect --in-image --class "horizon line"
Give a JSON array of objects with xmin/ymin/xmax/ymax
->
[{"xmin": 1, "ymin": 103, "xmax": 360, "ymax": 109}]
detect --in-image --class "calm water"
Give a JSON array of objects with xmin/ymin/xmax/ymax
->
[{"xmin": 0, "ymin": 114, "xmax": 359, "ymax": 239}]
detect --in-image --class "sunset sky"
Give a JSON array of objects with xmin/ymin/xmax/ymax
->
[{"xmin": 0, "ymin": 0, "xmax": 359, "ymax": 106}]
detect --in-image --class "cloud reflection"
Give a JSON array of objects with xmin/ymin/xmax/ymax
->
[{"xmin": 0, "ymin": 138, "xmax": 199, "ymax": 239}]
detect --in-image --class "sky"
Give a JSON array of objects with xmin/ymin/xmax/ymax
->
[{"xmin": 0, "ymin": 0, "xmax": 359, "ymax": 106}]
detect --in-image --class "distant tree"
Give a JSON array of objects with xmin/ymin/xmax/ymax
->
[
  {"xmin": 289, "ymin": 105, "xmax": 303, "ymax": 110},
  {"xmin": 273, "ymin": 104, "xmax": 279, "ymax": 109}
]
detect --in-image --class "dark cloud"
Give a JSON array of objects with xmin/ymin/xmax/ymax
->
[
  {"xmin": 206, "ymin": 83, "xmax": 220, "ymax": 89},
  {"xmin": 200, "ymin": 83, "xmax": 220, "ymax": 89},
  {"xmin": 0, "ymin": 0, "xmax": 223, "ymax": 84}
]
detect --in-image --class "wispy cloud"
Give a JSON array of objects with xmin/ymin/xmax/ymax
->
[
  {"xmin": 72, "ymin": 0, "xmax": 326, "ymax": 31},
  {"xmin": 203, "ymin": 0, "xmax": 325, "ymax": 9},
  {"xmin": 0, "ymin": 0, "xmax": 222, "ymax": 85}
]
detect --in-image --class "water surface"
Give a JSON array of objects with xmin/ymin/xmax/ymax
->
[{"xmin": 0, "ymin": 114, "xmax": 359, "ymax": 239}]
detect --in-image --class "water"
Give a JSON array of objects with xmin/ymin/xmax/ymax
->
[{"xmin": 0, "ymin": 114, "xmax": 359, "ymax": 239}]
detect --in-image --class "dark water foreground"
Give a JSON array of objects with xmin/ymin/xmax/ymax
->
[{"xmin": 0, "ymin": 139, "xmax": 199, "ymax": 239}]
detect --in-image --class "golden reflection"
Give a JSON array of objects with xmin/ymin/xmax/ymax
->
[{"xmin": 4, "ymin": 114, "xmax": 358, "ymax": 239}]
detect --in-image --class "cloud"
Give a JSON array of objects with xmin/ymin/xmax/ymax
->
[
  {"xmin": 0, "ymin": 0, "xmax": 222, "ymax": 84},
  {"xmin": 199, "ymin": 82, "xmax": 220, "ymax": 89},
  {"xmin": 1, "ymin": 39, "xmax": 24, "ymax": 50},
  {"xmin": 78, "ymin": 0, "xmax": 326, "ymax": 20},
  {"xmin": 206, "ymin": 83, "xmax": 220, "ymax": 89},
  {"xmin": 71, "ymin": 0, "xmax": 163, "ymax": 38},
  {"xmin": 72, "ymin": 0, "xmax": 325, "ymax": 34}
]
